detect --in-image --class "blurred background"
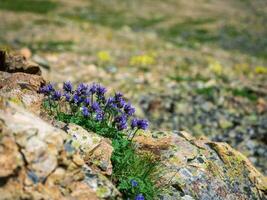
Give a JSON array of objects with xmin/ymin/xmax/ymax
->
[{"xmin": 0, "ymin": 0, "xmax": 266, "ymax": 175}]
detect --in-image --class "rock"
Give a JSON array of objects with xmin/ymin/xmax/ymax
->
[
  {"xmin": 135, "ymin": 131, "xmax": 267, "ymax": 200},
  {"xmin": 218, "ymin": 117, "xmax": 233, "ymax": 129},
  {"xmin": 0, "ymin": 71, "xmax": 45, "ymax": 114},
  {"xmin": 0, "ymin": 99, "xmax": 120, "ymax": 200},
  {"xmin": 83, "ymin": 166, "xmax": 120, "ymax": 199},
  {"xmin": 257, "ymin": 98, "xmax": 267, "ymax": 113},
  {"xmin": 0, "ymin": 51, "xmax": 41, "ymax": 75},
  {"xmin": 66, "ymin": 124, "xmax": 113, "ymax": 175},
  {"xmin": 69, "ymin": 182, "xmax": 98, "ymax": 200},
  {"xmin": 0, "ymin": 135, "xmax": 23, "ymax": 177},
  {"xmin": 134, "ymin": 133, "xmax": 171, "ymax": 155}
]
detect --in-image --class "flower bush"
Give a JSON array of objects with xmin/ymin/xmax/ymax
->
[{"xmin": 40, "ymin": 81, "xmax": 162, "ymax": 200}]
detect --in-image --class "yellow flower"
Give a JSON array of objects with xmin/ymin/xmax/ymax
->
[
  {"xmin": 130, "ymin": 54, "xmax": 155, "ymax": 67},
  {"xmin": 255, "ymin": 66, "xmax": 267, "ymax": 74},
  {"xmin": 208, "ymin": 59, "xmax": 223, "ymax": 75},
  {"xmin": 97, "ymin": 51, "xmax": 111, "ymax": 63}
]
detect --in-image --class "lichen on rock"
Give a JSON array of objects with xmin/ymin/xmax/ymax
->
[{"xmin": 135, "ymin": 130, "xmax": 267, "ymax": 199}]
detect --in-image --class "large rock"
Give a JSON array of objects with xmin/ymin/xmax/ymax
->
[
  {"xmin": 134, "ymin": 131, "xmax": 267, "ymax": 200},
  {"xmin": 0, "ymin": 99, "xmax": 120, "ymax": 200},
  {"xmin": 0, "ymin": 51, "xmax": 41, "ymax": 75},
  {"xmin": 0, "ymin": 71, "xmax": 45, "ymax": 114}
]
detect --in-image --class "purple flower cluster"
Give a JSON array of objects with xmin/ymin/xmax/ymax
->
[
  {"xmin": 135, "ymin": 194, "xmax": 145, "ymax": 200},
  {"xmin": 63, "ymin": 81, "xmax": 72, "ymax": 93},
  {"xmin": 131, "ymin": 118, "xmax": 149, "ymax": 130},
  {"xmin": 39, "ymin": 83, "xmax": 63, "ymax": 102},
  {"xmin": 40, "ymin": 81, "xmax": 149, "ymax": 132},
  {"xmin": 129, "ymin": 180, "xmax": 145, "ymax": 200},
  {"xmin": 39, "ymin": 83, "xmax": 55, "ymax": 95},
  {"xmin": 130, "ymin": 179, "xmax": 138, "ymax": 187},
  {"xmin": 114, "ymin": 114, "xmax": 128, "ymax": 130}
]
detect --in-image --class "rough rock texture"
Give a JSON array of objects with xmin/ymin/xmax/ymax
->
[
  {"xmin": 0, "ymin": 99, "xmax": 120, "ymax": 200},
  {"xmin": 135, "ymin": 131, "xmax": 267, "ymax": 200},
  {"xmin": 66, "ymin": 124, "xmax": 113, "ymax": 175},
  {"xmin": 0, "ymin": 71, "xmax": 45, "ymax": 114},
  {"xmin": 0, "ymin": 51, "xmax": 41, "ymax": 75}
]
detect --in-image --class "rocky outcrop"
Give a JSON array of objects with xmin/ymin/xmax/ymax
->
[
  {"xmin": 0, "ymin": 99, "xmax": 120, "ymax": 200},
  {"xmin": 0, "ymin": 54, "xmax": 266, "ymax": 199},
  {"xmin": 135, "ymin": 131, "xmax": 267, "ymax": 199}
]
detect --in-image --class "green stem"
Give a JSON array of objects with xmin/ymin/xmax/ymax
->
[{"xmin": 130, "ymin": 129, "xmax": 138, "ymax": 141}]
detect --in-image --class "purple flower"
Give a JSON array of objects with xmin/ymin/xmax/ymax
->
[
  {"xmin": 96, "ymin": 84, "xmax": 107, "ymax": 96},
  {"xmin": 114, "ymin": 115, "xmax": 128, "ymax": 130},
  {"xmin": 124, "ymin": 103, "xmax": 135, "ymax": 116},
  {"xmin": 114, "ymin": 114, "xmax": 127, "ymax": 124},
  {"xmin": 113, "ymin": 92, "xmax": 126, "ymax": 108},
  {"xmin": 117, "ymin": 122, "xmax": 127, "ymax": 130},
  {"xmin": 130, "ymin": 179, "xmax": 138, "ymax": 187},
  {"xmin": 76, "ymin": 83, "xmax": 88, "ymax": 95},
  {"xmin": 47, "ymin": 83, "xmax": 54, "ymax": 92},
  {"xmin": 114, "ymin": 92, "xmax": 123, "ymax": 100},
  {"xmin": 72, "ymin": 93, "xmax": 83, "ymax": 104},
  {"xmin": 63, "ymin": 81, "xmax": 72, "ymax": 93},
  {"xmin": 64, "ymin": 93, "xmax": 71, "ymax": 102},
  {"xmin": 91, "ymin": 102, "xmax": 101, "ymax": 112},
  {"xmin": 135, "ymin": 194, "xmax": 145, "ymax": 200},
  {"xmin": 51, "ymin": 91, "xmax": 61, "ymax": 101},
  {"xmin": 131, "ymin": 119, "xmax": 149, "ymax": 130},
  {"xmin": 95, "ymin": 111, "xmax": 104, "ymax": 121},
  {"xmin": 116, "ymin": 98, "xmax": 126, "ymax": 108},
  {"xmin": 39, "ymin": 86, "xmax": 48, "ymax": 94},
  {"xmin": 106, "ymin": 97, "xmax": 116, "ymax": 108},
  {"xmin": 81, "ymin": 106, "xmax": 89, "ymax": 117},
  {"xmin": 39, "ymin": 83, "xmax": 54, "ymax": 95},
  {"xmin": 131, "ymin": 118, "xmax": 138, "ymax": 129},
  {"xmin": 137, "ymin": 119, "xmax": 149, "ymax": 130},
  {"xmin": 84, "ymin": 97, "xmax": 90, "ymax": 106},
  {"xmin": 89, "ymin": 83, "xmax": 97, "ymax": 94}
]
